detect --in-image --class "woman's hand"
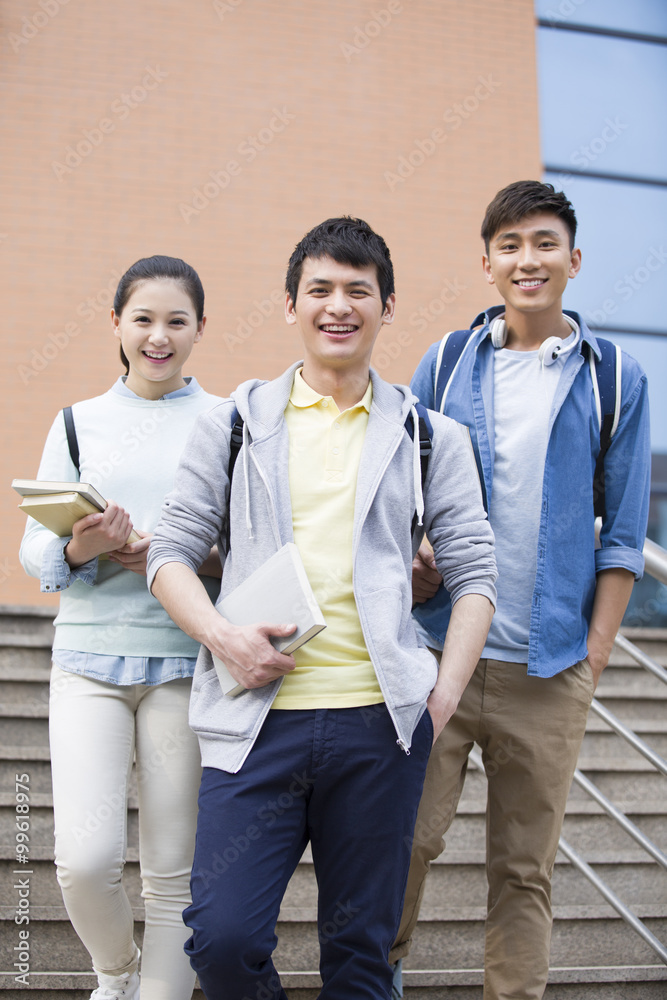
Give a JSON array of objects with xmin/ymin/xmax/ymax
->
[
  {"xmin": 65, "ymin": 502, "xmax": 134, "ymax": 568},
  {"xmin": 412, "ymin": 541, "xmax": 443, "ymax": 604},
  {"xmin": 108, "ymin": 530, "xmax": 152, "ymax": 576}
]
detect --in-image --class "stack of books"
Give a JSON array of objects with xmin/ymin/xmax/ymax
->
[{"xmin": 12, "ymin": 479, "xmax": 140, "ymax": 544}]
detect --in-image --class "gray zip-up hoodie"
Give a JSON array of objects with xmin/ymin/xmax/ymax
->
[{"xmin": 147, "ymin": 363, "xmax": 496, "ymax": 773}]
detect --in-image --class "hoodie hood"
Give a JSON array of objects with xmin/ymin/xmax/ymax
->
[{"xmin": 230, "ymin": 362, "xmax": 425, "ymax": 538}]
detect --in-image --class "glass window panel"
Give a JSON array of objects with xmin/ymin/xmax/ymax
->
[
  {"xmin": 544, "ymin": 174, "xmax": 667, "ymax": 332},
  {"xmin": 536, "ymin": 0, "xmax": 667, "ymax": 37},
  {"xmin": 544, "ymin": 173, "xmax": 667, "ymax": 452},
  {"xmin": 592, "ymin": 333, "xmax": 667, "ymax": 454},
  {"xmin": 538, "ymin": 30, "xmax": 667, "ymax": 181}
]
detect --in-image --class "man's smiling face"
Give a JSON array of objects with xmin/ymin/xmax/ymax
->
[
  {"xmin": 482, "ymin": 211, "xmax": 581, "ymax": 317},
  {"xmin": 285, "ymin": 255, "xmax": 395, "ymax": 374}
]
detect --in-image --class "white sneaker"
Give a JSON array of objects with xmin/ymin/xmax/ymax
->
[{"xmin": 90, "ymin": 968, "xmax": 140, "ymax": 1000}]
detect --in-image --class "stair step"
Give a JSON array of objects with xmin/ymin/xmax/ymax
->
[
  {"xmin": 1, "ymin": 612, "xmax": 666, "ymax": 995},
  {"xmin": 0, "ymin": 969, "xmax": 665, "ymax": 1000},
  {"xmin": 406, "ymin": 915, "xmax": 667, "ymax": 971},
  {"xmin": 1, "ymin": 910, "xmax": 664, "ymax": 973}
]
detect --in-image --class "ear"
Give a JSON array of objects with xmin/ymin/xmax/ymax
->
[
  {"xmin": 285, "ymin": 291, "xmax": 297, "ymax": 325},
  {"xmin": 195, "ymin": 315, "xmax": 206, "ymax": 342},
  {"xmin": 111, "ymin": 309, "xmax": 121, "ymax": 339},
  {"xmin": 569, "ymin": 248, "xmax": 582, "ymax": 279},
  {"xmin": 482, "ymin": 254, "xmax": 496, "ymax": 286},
  {"xmin": 382, "ymin": 292, "xmax": 396, "ymax": 325}
]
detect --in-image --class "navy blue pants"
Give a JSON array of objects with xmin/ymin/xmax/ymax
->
[{"xmin": 184, "ymin": 705, "xmax": 432, "ymax": 999}]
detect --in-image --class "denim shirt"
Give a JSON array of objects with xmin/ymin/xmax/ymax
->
[{"xmin": 411, "ymin": 306, "xmax": 650, "ymax": 678}]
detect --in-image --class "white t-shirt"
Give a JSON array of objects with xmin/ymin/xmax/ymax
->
[{"xmin": 483, "ymin": 328, "xmax": 578, "ymax": 662}]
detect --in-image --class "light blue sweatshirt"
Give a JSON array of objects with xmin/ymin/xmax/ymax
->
[{"xmin": 20, "ymin": 378, "xmax": 222, "ymax": 662}]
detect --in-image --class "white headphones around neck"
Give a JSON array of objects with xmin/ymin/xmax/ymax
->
[{"xmin": 490, "ymin": 314, "xmax": 579, "ymax": 366}]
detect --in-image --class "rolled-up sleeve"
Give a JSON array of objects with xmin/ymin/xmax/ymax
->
[
  {"xmin": 424, "ymin": 413, "xmax": 497, "ymax": 607},
  {"xmin": 39, "ymin": 536, "xmax": 98, "ymax": 593}
]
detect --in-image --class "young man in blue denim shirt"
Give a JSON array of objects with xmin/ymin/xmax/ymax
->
[{"xmin": 390, "ymin": 181, "xmax": 650, "ymax": 1000}]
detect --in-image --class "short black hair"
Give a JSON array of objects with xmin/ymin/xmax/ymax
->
[
  {"xmin": 481, "ymin": 180, "xmax": 577, "ymax": 252},
  {"xmin": 285, "ymin": 217, "xmax": 395, "ymax": 308}
]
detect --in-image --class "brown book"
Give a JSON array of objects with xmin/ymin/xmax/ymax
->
[{"xmin": 13, "ymin": 479, "xmax": 140, "ymax": 544}]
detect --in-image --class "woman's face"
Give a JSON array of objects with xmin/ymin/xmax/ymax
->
[{"xmin": 112, "ymin": 278, "xmax": 205, "ymax": 399}]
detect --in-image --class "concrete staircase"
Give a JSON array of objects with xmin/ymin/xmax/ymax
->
[{"xmin": 1, "ymin": 607, "xmax": 666, "ymax": 998}]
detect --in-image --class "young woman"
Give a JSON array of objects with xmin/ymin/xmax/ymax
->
[{"xmin": 20, "ymin": 256, "xmax": 222, "ymax": 1000}]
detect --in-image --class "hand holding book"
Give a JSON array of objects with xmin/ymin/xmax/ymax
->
[
  {"xmin": 107, "ymin": 530, "xmax": 152, "ymax": 576},
  {"xmin": 12, "ymin": 479, "xmax": 142, "ymax": 567},
  {"xmin": 208, "ymin": 543, "xmax": 327, "ymax": 696},
  {"xmin": 64, "ymin": 500, "xmax": 139, "ymax": 569},
  {"xmin": 209, "ymin": 618, "xmax": 299, "ymax": 695}
]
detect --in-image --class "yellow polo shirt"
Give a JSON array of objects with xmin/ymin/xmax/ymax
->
[{"xmin": 271, "ymin": 368, "xmax": 384, "ymax": 709}]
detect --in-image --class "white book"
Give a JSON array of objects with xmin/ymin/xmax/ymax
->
[
  {"xmin": 210, "ymin": 542, "xmax": 327, "ymax": 697},
  {"xmin": 12, "ymin": 478, "xmax": 107, "ymax": 508}
]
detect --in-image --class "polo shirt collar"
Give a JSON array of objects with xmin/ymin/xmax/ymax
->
[{"xmin": 290, "ymin": 367, "xmax": 372, "ymax": 412}]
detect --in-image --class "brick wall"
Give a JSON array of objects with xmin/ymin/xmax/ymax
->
[{"xmin": 1, "ymin": 0, "xmax": 541, "ymax": 606}]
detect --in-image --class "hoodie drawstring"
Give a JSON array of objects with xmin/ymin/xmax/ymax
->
[
  {"xmin": 410, "ymin": 403, "xmax": 425, "ymax": 528},
  {"xmin": 242, "ymin": 420, "xmax": 254, "ymax": 539}
]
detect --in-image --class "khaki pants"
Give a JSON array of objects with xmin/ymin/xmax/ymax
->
[{"xmin": 390, "ymin": 656, "xmax": 595, "ymax": 1000}]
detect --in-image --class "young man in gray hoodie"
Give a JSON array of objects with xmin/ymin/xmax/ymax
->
[{"xmin": 147, "ymin": 217, "xmax": 497, "ymax": 1000}]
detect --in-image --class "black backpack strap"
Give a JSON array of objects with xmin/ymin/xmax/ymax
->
[
  {"xmin": 433, "ymin": 329, "xmax": 475, "ymax": 413},
  {"xmin": 62, "ymin": 406, "xmax": 80, "ymax": 475},
  {"xmin": 224, "ymin": 410, "xmax": 245, "ymax": 552},
  {"xmin": 406, "ymin": 403, "xmax": 433, "ymax": 537},
  {"xmin": 228, "ymin": 410, "xmax": 244, "ymax": 482},
  {"xmin": 590, "ymin": 338, "xmax": 621, "ymax": 520}
]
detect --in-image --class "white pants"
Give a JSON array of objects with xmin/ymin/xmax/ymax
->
[{"xmin": 49, "ymin": 665, "xmax": 200, "ymax": 1000}]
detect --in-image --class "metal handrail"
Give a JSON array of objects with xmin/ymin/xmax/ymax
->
[
  {"xmin": 613, "ymin": 632, "xmax": 667, "ymax": 686},
  {"xmin": 465, "ymin": 539, "xmax": 667, "ymax": 967},
  {"xmin": 571, "ymin": 768, "xmax": 667, "ymax": 869},
  {"xmin": 469, "ymin": 747, "xmax": 667, "ymax": 966},
  {"xmin": 566, "ymin": 537, "xmax": 667, "ymax": 964},
  {"xmin": 557, "ymin": 837, "xmax": 667, "ymax": 965},
  {"xmin": 588, "ymin": 698, "xmax": 667, "ymax": 777},
  {"xmin": 643, "ymin": 537, "xmax": 667, "ymax": 585}
]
